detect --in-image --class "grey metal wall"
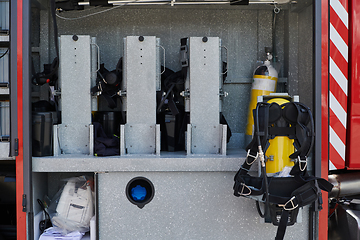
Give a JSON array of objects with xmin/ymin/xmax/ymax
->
[
  {"xmin": 98, "ymin": 171, "xmax": 309, "ymax": 240},
  {"xmin": 0, "ymin": 48, "xmax": 9, "ymax": 83},
  {"xmin": 0, "ymin": 101, "xmax": 9, "ymax": 137},
  {"xmin": 0, "ymin": 0, "xmax": 9, "ymax": 31},
  {"xmin": 35, "ymin": 5, "xmax": 313, "ymax": 149},
  {"xmin": 31, "ymin": 3, "xmax": 316, "ymax": 240}
]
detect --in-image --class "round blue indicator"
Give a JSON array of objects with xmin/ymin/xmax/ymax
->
[{"xmin": 131, "ymin": 185, "xmax": 147, "ymax": 201}]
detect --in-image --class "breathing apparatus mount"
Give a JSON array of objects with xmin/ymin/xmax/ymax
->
[{"xmin": 233, "ymin": 100, "xmax": 333, "ymax": 240}]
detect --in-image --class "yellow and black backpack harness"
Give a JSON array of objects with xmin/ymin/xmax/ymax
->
[{"xmin": 233, "ymin": 101, "xmax": 333, "ymax": 240}]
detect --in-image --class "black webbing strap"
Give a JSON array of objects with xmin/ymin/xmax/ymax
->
[
  {"xmin": 274, "ymin": 181, "xmax": 322, "ymax": 240},
  {"xmin": 101, "ymin": 93, "xmax": 117, "ymax": 109},
  {"xmin": 156, "ymin": 70, "xmax": 184, "ymax": 115},
  {"xmin": 268, "ymin": 126, "xmax": 296, "ymax": 138},
  {"xmin": 288, "ymin": 102, "xmax": 315, "ymax": 172},
  {"xmin": 275, "ymin": 210, "xmax": 290, "ymax": 240},
  {"xmin": 180, "ymin": 38, "xmax": 189, "ymax": 79},
  {"xmin": 269, "ymin": 181, "xmax": 318, "ymax": 207}
]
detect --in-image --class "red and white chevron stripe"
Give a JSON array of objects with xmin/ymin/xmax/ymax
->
[{"xmin": 329, "ymin": 0, "xmax": 348, "ymax": 170}]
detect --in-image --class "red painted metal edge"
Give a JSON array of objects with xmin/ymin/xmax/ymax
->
[
  {"xmin": 347, "ymin": 0, "xmax": 360, "ymax": 169},
  {"xmin": 16, "ymin": 0, "xmax": 26, "ymax": 237},
  {"xmin": 319, "ymin": 0, "xmax": 329, "ymax": 239}
]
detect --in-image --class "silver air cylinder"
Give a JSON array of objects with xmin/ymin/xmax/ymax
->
[{"xmin": 328, "ymin": 172, "xmax": 360, "ymax": 199}]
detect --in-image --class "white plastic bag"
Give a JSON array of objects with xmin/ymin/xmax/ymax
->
[{"xmin": 49, "ymin": 176, "xmax": 94, "ymax": 234}]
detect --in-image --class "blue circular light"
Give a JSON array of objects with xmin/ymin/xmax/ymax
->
[{"xmin": 131, "ymin": 185, "xmax": 147, "ymax": 201}]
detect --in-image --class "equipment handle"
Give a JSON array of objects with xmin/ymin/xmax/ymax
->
[
  {"xmin": 221, "ymin": 46, "xmax": 228, "ymax": 75},
  {"xmin": 91, "ymin": 43, "xmax": 101, "ymax": 73},
  {"xmin": 157, "ymin": 45, "xmax": 166, "ymax": 74}
]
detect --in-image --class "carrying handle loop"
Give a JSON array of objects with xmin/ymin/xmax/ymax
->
[
  {"xmin": 91, "ymin": 43, "xmax": 100, "ymax": 73},
  {"xmin": 157, "ymin": 45, "xmax": 166, "ymax": 74},
  {"xmin": 221, "ymin": 46, "xmax": 228, "ymax": 75}
]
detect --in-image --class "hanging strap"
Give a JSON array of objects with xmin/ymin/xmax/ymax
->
[
  {"xmin": 180, "ymin": 38, "xmax": 189, "ymax": 79},
  {"xmin": 274, "ymin": 180, "xmax": 323, "ymax": 240},
  {"xmin": 284, "ymin": 102, "xmax": 315, "ymax": 172},
  {"xmin": 275, "ymin": 210, "xmax": 290, "ymax": 240}
]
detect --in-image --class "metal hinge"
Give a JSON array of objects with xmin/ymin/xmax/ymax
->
[
  {"xmin": 22, "ymin": 194, "xmax": 27, "ymax": 212},
  {"xmin": 14, "ymin": 138, "xmax": 19, "ymax": 156}
]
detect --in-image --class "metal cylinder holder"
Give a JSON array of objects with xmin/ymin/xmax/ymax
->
[{"xmin": 126, "ymin": 177, "xmax": 155, "ymax": 209}]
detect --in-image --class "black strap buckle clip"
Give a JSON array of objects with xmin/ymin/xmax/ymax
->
[
  {"xmin": 239, "ymin": 183, "xmax": 252, "ymax": 196},
  {"xmin": 279, "ymin": 196, "xmax": 298, "ymax": 211},
  {"xmin": 246, "ymin": 149, "xmax": 258, "ymax": 165},
  {"xmin": 298, "ymin": 156, "xmax": 307, "ymax": 171}
]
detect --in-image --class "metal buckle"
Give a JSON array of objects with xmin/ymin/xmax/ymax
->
[
  {"xmin": 279, "ymin": 196, "xmax": 298, "ymax": 211},
  {"xmin": 246, "ymin": 149, "xmax": 258, "ymax": 165},
  {"xmin": 298, "ymin": 156, "xmax": 307, "ymax": 171},
  {"xmin": 180, "ymin": 45, "xmax": 189, "ymax": 67},
  {"xmin": 239, "ymin": 183, "xmax": 252, "ymax": 196}
]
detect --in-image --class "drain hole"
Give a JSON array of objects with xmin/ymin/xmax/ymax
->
[{"xmin": 126, "ymin": 177, "xmax": 155, "ymax": 209}]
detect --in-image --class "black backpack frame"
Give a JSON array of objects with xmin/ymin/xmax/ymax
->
[{"xmin": 233, "ymin": 101, "xmax": 333, "ymax": 240}]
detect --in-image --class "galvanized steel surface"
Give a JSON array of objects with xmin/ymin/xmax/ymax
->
[
  {"xmin": 43, "ymin": 7, "xmax": 293, "ymax": 148},
  {"xmin": 123, "ymin": 36, "xmax": 158, "ymax": 154},
  {"xmin": 59, "ymin": 35, "xmax": 92, "ymax": 154},
  {"xmin": 98, "ymin": 171, "xmax": 309, "ymax": 240},
  {"xmin": 188, "ymin": 37, "xmax": 221, "ymax": 154}
]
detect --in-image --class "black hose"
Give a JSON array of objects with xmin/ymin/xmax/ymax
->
[{"xmin": 255, "ymin": 102, "xmax": 271, "ymax": 221}]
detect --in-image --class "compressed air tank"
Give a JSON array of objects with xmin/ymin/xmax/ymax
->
[
  {"xmin": 265, "ymin": 98, "xmax": 295, "ymax": 174},
  {"xmin": 245, "ymin": 59, "xmax": 278, "ymax": 138}
]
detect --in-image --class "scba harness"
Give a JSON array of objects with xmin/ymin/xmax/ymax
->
[{"xmin": 233, "ymin": 101, "xmax": 333, "ymax": 240}]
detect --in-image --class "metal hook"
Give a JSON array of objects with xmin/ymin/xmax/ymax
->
[{"xmin": 274, "ymin": 4, "xmax": 280, "ymax": 14}]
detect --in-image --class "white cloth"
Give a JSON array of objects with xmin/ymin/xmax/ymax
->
[{"xmin": 39, "ymin": 227, "xmax": 84, "ymax": 240}]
